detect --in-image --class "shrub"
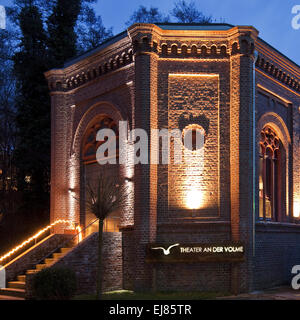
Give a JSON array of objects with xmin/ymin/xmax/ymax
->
[{"xmin": 32, "ymin": 267, "xmax": 77, "ymax": 300}]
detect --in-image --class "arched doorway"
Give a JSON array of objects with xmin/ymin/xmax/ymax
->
[{"xmin": 81, "ymin": 115, "xmax": 120, "ymax": 236}]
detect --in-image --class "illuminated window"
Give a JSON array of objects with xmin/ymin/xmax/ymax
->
[
  {"xmin": 259, "ymin": 126, "xmax": 285, "ymax": 221},
  {"xmin": 82, "ymin": 116, "xmax": 119, "ymax": 164}
]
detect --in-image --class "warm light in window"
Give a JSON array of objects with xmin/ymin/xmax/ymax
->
[{"xmin": 186, "ymin": 189, "xmax": 202, "ymax": 209}]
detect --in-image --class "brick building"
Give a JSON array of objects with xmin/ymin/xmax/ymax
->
[{"xmin": 45, "ymin": 23, "xmax": 300, "ymax": 294}]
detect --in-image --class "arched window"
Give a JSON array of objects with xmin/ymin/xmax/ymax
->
[
  {"xmin": 259, "ymin": 126, "xmax": 285, "ymax": 221},
  {"xmin": 82, "ymin": 116, "xmax": 119, "ymax": 164}
]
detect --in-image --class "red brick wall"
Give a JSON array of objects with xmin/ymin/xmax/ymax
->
[
  {"xmin": 167, "ymin": 74, "xmax": 220, "ymax": 217},
  {"xmin": 45, "ymin": 24, "xmax": 300, "ymax": 294},
  {"xmin": 157, "ymin": 59, "xmax": 231, "ymax": 224},
  {"xmin": 121, "ymin": 228, "xmax": 135, "ymax": 290},
  {"xmin": 44, "ymin": 232, "xmax": 122, "ymax": 295},
  {"xmin": 253, "ymin": 43, "xmax": 300, "ymax": 290}
]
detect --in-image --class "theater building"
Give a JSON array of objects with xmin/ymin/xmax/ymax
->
[{"xmin": 45, "ymin": 23, "xmax": 300, "ymax": 293}]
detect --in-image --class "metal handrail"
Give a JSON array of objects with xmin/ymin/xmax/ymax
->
[
  {"xmin": 34, "ymin": 218, "xmax": 100, "ymax": 268},
  {"xmin": 0, "ymin": 220, "xmax": 74, "ymax": 267}
]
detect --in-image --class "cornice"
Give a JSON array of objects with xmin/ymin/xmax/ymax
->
[
  {"xmin": 255, "ymin": 44, "xmax": 300, "ymax": 95},
  {"xmin": 44, "ymin": 24, "xmax": 299, "ymax": 95}
]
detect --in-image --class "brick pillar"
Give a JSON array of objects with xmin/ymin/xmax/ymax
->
[
  {"xmin": 229, "ymin": 28, "xmax": 258, "ymax": 293},
  {"xmin": 132, "ymin": 35, "xmax": 158, "ymax": 291},
  {"xmin": 46, "ymin": 72, "xmax": 76, "ymax": 234},
  {"xmin": 292, "ymin": 102, "xmax": 300, "ymax": 219}
]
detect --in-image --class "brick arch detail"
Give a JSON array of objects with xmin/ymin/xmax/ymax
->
[
  {"xmin": 257, "ymin": 112, "xmax": 291, "ymax": 148},
  {"xmin": 71, "ymin": 101, "xmax": 124, "ymax": 159},
  {"xmin": 65, "ymin": 102, "xmax": 125, "ymax": 226}
]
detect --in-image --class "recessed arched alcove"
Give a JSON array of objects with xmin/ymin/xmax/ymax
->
[
  {"xmin": 70, "ymin": 102, "xmax": 126, "ymax": 236},
  {"xmin": 81, "ymin": 115, "xmax": 120, "ymax": 236}
]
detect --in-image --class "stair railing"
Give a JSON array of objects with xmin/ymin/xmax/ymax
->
[
  {"xmin": 0, "ymin": 219, "xmax": 74, "ymax": 267},
  {"xmin": 33, "ymin": 218, "xmax": 100, "ymax": 269}
]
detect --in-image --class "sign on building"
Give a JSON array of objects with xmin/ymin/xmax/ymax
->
[{"xmin": 146, "ymin": 242, "xmax": 245, "ymax": 263}]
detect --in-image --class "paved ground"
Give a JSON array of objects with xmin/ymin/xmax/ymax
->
[
  {"xmin": 0, "ymin": 286, "xmax": 299, "ymax": 300},
  {"xmin": 217, "ymin": 286, "xmax": 300, "ymax": 300}
]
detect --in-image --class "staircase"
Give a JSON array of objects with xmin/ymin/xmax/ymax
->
[{"xmin": 0, "ymin": 247, "xmax": 72, "ymax": 299}]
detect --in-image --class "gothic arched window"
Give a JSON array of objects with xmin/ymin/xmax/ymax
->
[
  {"xmin": 259, "ymin": 126, "xmax": 285, "ymax": 221},
  {"xmin": 82, "ymin": 116, "xmax": 119, "ymax": 164}
]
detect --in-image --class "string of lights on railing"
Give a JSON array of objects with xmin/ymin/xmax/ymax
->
[{"xmin": 0, "ymin": 219, "xmax": 75, "ymax": 264}]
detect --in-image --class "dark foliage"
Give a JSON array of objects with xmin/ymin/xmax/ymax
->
[
  {"xmin": 0, "ymin": 0, "xmax": 113, "ymax": 252},
  {"xmin": 32, "ymin": 267, "xmax": 77, "ymax": 300},
  {"xmin": 171, "ymin": 0, "xmax": 212, "ymax": 23}
]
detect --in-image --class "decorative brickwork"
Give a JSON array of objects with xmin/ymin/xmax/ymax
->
[{"xmin": 45, "ymin": 23, "xmax": 300, "ymax": 294}]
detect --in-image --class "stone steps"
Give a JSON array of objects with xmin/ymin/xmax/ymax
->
[
  {"xmin": 7, "ymin": 281, "xmax": 25, "ymax": 290},
  {"xmin": 2, "ymin": 246, "xmax": 73, "ymax": 299},
  {"xmin": 0, "ymin": 288, "xmax": 25, "ymax": 298},
  {"xmin": 17, "ymin": 275, "xmax": 26, "ymax": 282}
]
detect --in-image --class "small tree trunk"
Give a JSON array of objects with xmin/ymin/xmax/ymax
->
[{"xmin": 97, "ymin": 219, "xmax": 104, "ymax": 300}]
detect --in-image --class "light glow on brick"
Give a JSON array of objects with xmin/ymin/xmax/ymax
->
[
  {"xmin": 68, "ymin": 157, "xmax": 77, "ymax": 226},
  {"xmin": 76, "ymin": 225, "xmax": 83, "ymax": 242},
  {"xmin": 294, "ymin": 201, "xmax": 300, "ymax": 218},
  {"xmin": 186, "ymin": 189, "xmax": 202, "ymax": 210},
  {"xmin": 169, "ymin": 73, "xmax": 219, "ymax": 78},
  {"xmin": 184, "ymin": 146, "xmax": 205, "ymax": 210}
]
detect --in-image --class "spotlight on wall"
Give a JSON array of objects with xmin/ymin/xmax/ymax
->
[
  {"xmin": 294, "ymin": 201, "xmax": 300, "ymax": 218},
  {"xmin": 186, "ymin": 190, "xmax": 202, "ymax": 210}
]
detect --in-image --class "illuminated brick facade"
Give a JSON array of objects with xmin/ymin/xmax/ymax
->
[{"xmin": 45, "ymin": 23, "xmax": 300, "ymax": 293}]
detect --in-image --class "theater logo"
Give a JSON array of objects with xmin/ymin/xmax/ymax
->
[{"xmin": 146, "ymin": 243, "xmax": 245, "ymax": 263}]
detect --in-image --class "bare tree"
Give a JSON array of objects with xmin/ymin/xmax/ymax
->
[
  {"xmin": 84, "ymin": 168, "xmax": 128, "ymax": 299},
  {"xmin": 0, "ymin": 29, "xmax": 17, "ymax": 223},
  {"xmin": 171, "ymin": 0, "xmax": 212, "ymax": 23},
  {"xmin": 126, "ymin": 5, "xmax": 170, "ymax": 26}
]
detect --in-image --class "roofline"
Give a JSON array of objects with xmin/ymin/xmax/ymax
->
[
  {"xmin": 257, "ymin": 37, "xmax": 300, "ymax": 70},
  {"xmin": 47, "ymin": 23, "xmax": 299, "ymax": 76},
  {"xmin": 155, "ymin": 22, "xmax": 235, "ymax": 27},
  {"xmin": 63, "ymin": 30, "xmax": 128, "ymax": 68},
  {"xmin": 55, "ymin": 23, "xmax": 237, "ymax": 70}
]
